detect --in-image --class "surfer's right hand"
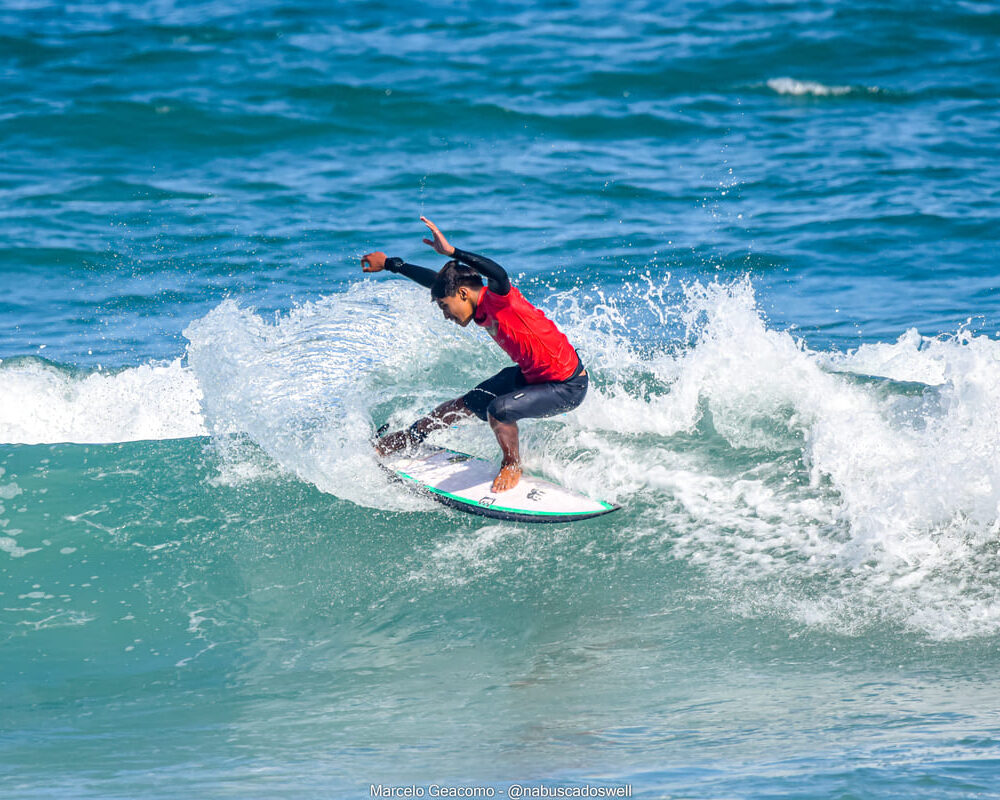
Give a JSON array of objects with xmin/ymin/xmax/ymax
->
[{"xmin": 361, "ymin": 251, "xmax": 387, "ymax": 272}]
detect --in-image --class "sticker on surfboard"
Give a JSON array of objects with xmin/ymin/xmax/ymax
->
[{"xmin": 379, "ymin": 445, "xmax": 619, "ymax": 523}]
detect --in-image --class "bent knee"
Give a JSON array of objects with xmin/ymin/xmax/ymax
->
[
  {"xmin": 462, "ymin": 389, "xmax": 492, "ymax": 422},
  {"xmin": 487, "ymin": 396, "xmax": 519, "ymax": 425}
]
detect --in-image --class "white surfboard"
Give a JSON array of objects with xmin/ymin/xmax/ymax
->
[{"xmin": 381, "ymin": 445, "xmax": 619, "ymax": 523}]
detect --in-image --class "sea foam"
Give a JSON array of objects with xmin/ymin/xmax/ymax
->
[
  {"xmin": 0, "ymin": 357, "xmax": 206, "ymax": 445},
  {"xmin": 558, "ymin": 279, "xmax": 1000, "ymax": 639}
]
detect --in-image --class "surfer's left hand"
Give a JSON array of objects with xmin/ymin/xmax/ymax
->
[
  {"xmin": 361, "ymin": 251, "xmax": 387, "ymax": 272},
  {"xmin": 421, "ymin": 216, "xmax": 455, "ymax": 256}
]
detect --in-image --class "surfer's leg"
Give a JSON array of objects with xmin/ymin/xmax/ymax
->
[
  {"xmin": 376, "ymin": 367, "xmax": 523, "ymax": 458},
  {"xmin": 375, "ymin": 397, "xmax": 474, "ymax": 456},
  {"xmin": 483, "ymin": 368, "xmax": 589, "ymax": 492},
  {"xmin": 487, "ymin": 414, "xmax": 522, "ymax": 492},
  {"xmin": 455, "ymin": 366, "xmax": 528, "ymax": 492}
]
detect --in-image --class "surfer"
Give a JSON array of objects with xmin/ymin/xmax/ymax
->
[{"xmin": 362, "ymin": 217, "xmax": 587, "ymax": 493}]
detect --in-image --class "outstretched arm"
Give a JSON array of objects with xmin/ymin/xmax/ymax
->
[
  {"xmin": 420, "ymin": 216, "xmax": 511, "ymax": 295},
  {"xmin": 451, "ymin": 248, "xmax": 510, "ymax": 295},
  {"xmin": 362, "ymin": 251, "xmax": 437, "ymax": 289}
]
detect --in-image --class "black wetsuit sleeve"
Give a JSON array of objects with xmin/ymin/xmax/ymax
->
[
  {"xmin": 451, "ymin": 248, "xmax": 511, "ymax": 295},
  {"xmin": 384, "ymin": 257, "xmax": 437, "ymax": 290}
]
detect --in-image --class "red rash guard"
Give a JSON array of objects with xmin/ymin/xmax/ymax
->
[
  {"xmin": 383, "ymin": 246, "xmax": 580, "ymax": 383},
  {"xmin": 474, "ymin": 285, "xmax": 578, "ymax": 383}
]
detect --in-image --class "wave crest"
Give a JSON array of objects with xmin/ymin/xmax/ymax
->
[
  {"xmin": 0, "ymin": 357, "xmax": 205, "ymax": 445},
  {"xmin": 766, "ymin": 77, "xmax": 879, "ymax": 97}
]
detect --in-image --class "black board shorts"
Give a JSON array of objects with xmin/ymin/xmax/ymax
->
[{"xmin": 462, "ymin": 360, "xmax": 588, "ymax": 424}]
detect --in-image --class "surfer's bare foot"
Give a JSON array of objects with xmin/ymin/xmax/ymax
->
[{"xmin": 491, "ymin": 462, "xmax": 521, "ymax": 493}]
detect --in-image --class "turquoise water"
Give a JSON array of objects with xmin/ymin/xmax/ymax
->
[{"xmin": 3, "ymin": 1, "xmax": 1000, "ymax": 797}]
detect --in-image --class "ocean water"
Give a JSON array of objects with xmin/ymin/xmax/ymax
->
[{"xmin": 3, "ymin": 0, "xmax": 1000, "ymax": 797}]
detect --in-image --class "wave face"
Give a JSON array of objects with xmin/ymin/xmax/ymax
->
[
  {"xmin": 4, "ymin": 0, "xmax": 1000, "ymax": 796},
  {"xmin": 9, "ymin": 279, "xmax": 1000, "ymax": 641}
]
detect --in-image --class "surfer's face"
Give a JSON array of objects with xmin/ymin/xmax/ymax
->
[{"xmin": 436, "ymin": 289, "xmax": 475, "ymax": 327}]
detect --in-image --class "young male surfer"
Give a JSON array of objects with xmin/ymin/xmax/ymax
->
[{"xmin": 362, "ymin": 217, "xmax": 587, "ymax": 493}]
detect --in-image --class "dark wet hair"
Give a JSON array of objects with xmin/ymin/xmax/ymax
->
[{"xmin": 430, "ymin": 260, "xmax": 483, "ymax": 299}]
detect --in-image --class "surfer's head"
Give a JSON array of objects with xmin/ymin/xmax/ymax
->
[{"xmin": 431, "ymin": 261, "xmax": 482, "ymax": 327}]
